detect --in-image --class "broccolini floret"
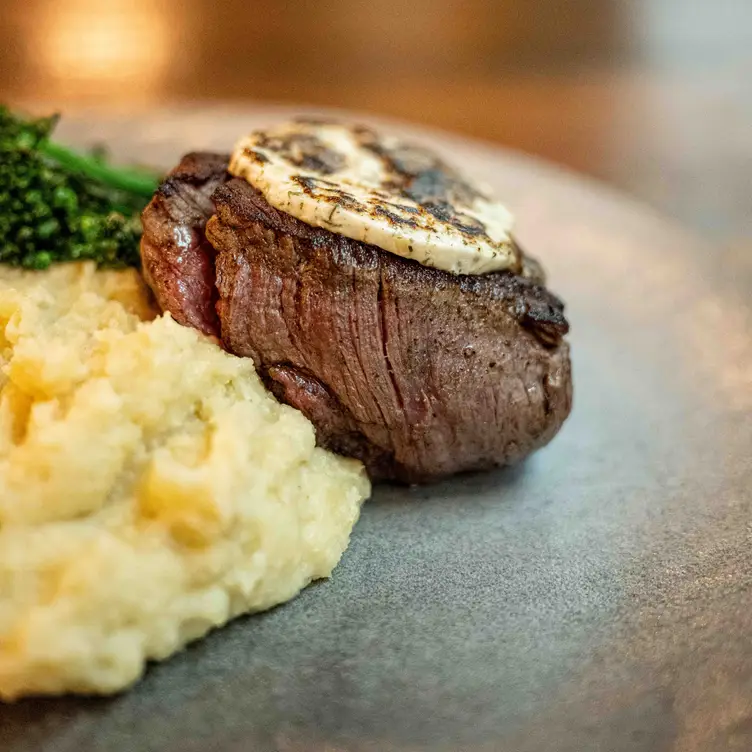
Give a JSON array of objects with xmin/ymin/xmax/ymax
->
[{"xmin": 0, "ymin": 106, "xmax": 160, "ymax": 270}]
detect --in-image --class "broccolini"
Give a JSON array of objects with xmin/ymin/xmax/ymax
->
[{"xmin": 0, "ymin": 106, "xmax": 160, "ymax": 270}]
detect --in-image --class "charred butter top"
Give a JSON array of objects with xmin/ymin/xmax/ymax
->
[{"xmin": 229, "ymin": 119, "xmax": 521, "ymax": 275}]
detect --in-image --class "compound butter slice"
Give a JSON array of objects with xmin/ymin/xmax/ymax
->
[
  {"xmin": 230, "ymin": 120, "xmax": 520, "ymax": 276},
  {"xmin": 0, "ymin": 262, "xmax": 369, "ymax": 699}
]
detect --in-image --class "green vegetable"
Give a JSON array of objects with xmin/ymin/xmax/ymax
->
[{"xmin": 0, "ymin": 106, "xmax": 160, "ymax": 270}]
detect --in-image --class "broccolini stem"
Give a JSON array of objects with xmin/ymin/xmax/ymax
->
[
  {"xmin": 40, "ymin": 140, "xmax": 159, "ymax": 198},
  {"xmin": 0, "ymin": 105, "xmax": 161, "ymax": 269}
]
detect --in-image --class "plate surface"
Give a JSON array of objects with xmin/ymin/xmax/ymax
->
[{"xmin": 2, "ymin": 106, "xmax": 751, "ymax": 752}]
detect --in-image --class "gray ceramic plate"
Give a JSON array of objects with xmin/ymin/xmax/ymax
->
[{"xmin": 2, "ymin": 106, "xmax": 751, "ymax": 752}]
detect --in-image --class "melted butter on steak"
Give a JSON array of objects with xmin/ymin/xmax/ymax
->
[{"xmin": 229, "ymin": 120, "xmax": 521, "ymax": 275}]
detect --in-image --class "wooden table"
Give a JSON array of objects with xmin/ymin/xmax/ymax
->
[{"xmin": 2, "ymin": 0, "xmax": 751, "ymax": 248}]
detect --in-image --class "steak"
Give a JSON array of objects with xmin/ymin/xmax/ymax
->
[
  {"xmin": 140, "ymin": 152, "xmax": 229, "ymax": 338},
  {"xmin": 141, "ymin": 152, "xmax": 572, "ymax": 482}
]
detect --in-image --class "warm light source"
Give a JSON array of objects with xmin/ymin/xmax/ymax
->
[{"xmin": 34, "ymin": 0, "xmax": 173, "ymax": 102}]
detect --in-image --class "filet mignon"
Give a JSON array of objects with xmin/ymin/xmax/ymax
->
[
  {"xmin": 141, "ymin": 152, "xmax": 572, "ymax": 482},
  {"xmin": 140, "ymin": 152, "xmax": 229, "ymax": 338}
]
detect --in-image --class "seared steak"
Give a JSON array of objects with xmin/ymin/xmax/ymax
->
[
  {"xmin": 140, "ymin": 152, "xmax": 229, "ymax": 338},
  {"xmin": 141, "ymin": 152, "xmax": 572, "ymax": 482}
]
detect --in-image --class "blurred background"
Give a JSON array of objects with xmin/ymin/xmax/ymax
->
[{"xmin": 1, "ymin": 0, "xmax": 750, "ymax": 248}]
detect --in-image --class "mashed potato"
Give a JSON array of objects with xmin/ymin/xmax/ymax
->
[{"xmin": 0, "ymin": 263, "xmax": 369, "ymax": 700}]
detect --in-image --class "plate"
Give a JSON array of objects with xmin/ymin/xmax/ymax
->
[{"xmin": 2, "ymin": 106, "xmax": 751, "ymax": 752}]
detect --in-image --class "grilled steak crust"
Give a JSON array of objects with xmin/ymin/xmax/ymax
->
[
  {"xmin": 141, "ymin": 153, "xmax": 572, "ymax": 482},
  {"xmin": 141, "ymin": 152, "xmax": 229, "ymax": 337}
]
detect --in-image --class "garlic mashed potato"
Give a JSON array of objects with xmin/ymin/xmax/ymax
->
[{"xmin": 0, "ymin": 263, "xmax": 369, "ymax": 700}]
